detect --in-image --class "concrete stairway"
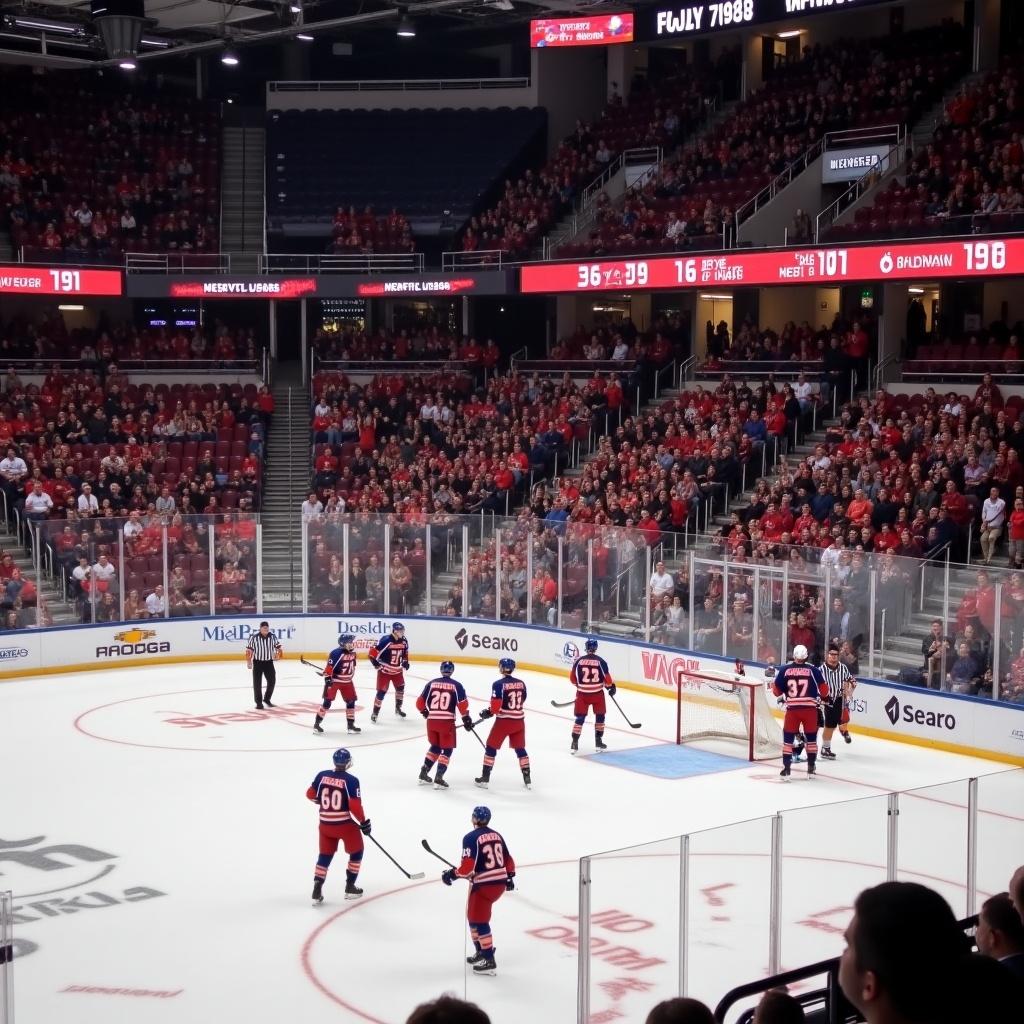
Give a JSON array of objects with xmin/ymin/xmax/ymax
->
[
  {"xmin": 1, "ymin": 520, "xmax": 80, "ymax": 628},
  {"xmin": 221, "ymin": 118, "xmax": 266, "ymax": 272},
  {"xmin": 259, "ymin": 365, "xmax": 310, "ymax": 612}
]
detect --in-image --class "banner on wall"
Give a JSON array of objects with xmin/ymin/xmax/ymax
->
[
  {"xmin": 6, "ymin": 615, "xmax": 1022, "ymax": 762},
  {"xmin": 530, "ymin": 13, "xmax": 634, "ymax": 47}
]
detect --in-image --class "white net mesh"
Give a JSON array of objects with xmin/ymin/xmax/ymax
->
[{"xmin": 677, "ymin": 671, "xmax": 783, "ymax": 760}]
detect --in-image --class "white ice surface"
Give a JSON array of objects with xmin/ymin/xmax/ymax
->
[{"xmin": 2, "ymin": 659, "xmax": 1021, "ymax": 1024}]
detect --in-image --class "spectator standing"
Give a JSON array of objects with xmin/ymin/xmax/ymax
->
[
  {"xmin": 649, "ymin": 560, "xmax": 675, "ymax": 605},
  {"xmin": 301, "ymin": 491, "xmax": 324, "ymax": 523},
  {"xmin": 1009, "ymin": 497, "xmax": 1024, "ymax": 569},
  {"xmin": 245, "ymin": 620, "xmax": 283, "ymax": 710},
  {"xmin": 0, "ymin": 446, "xmax": 28, "ymax": 508},
  {"xmin": 77, "ymin": 484, "xmax": 99, "ymax": 515},
  {"xmin": 980, "ymin": 486, "xmax": 1007, "ymax": 564},
  {"xmin": 145, "ymin": 584, "xmax": 166, "ymax": 617}
]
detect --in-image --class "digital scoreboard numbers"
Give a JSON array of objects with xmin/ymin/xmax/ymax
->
[
  {"xmin": 520, "ymin": 240, "xmax": 1023, "ymax": 294},
  {"xmin": 0, "ymin": 267, "xmax": 123, "ymax": 296}
]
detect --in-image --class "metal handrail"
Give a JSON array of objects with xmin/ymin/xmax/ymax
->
[
  {"xmin": 441, "ymin": 250, "xmax": 505, "ymax": 271},
  {"xmin": 735, "ymin": 125, "xmax": 904, "ymax": 239},
  {"xmin": 0, "ymin": 355, "xmax": 261, "ymax": 374},
  {"xmin": 260, "ymin": 252, "xmax": 424, "ymax": 274},
  {"xmin": 814, "ymin": 126, "xmax": 909, "ymax": 243},
  {"xmin": 125, "ymin": 252, "xmax": 232, "ymax": 273},
  {"xmin": 268, "ymin": 77, "xmax": 531, "ymax": 94}
]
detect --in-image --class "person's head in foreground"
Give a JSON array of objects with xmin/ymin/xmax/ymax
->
[
  {"xmin": 406, "ymin": 994, "xmax": 491, "ymax": 1024},
  {"xmin": 645, "ymin": 996, "xmax": 715, "ymax": 1024},
  {"xmin": 839, "ymin": 881, "xmax": 972, "ymax": 1023}
]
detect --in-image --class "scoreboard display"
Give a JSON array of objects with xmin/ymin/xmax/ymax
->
[
  {"xmin": 0, "ymin": 267, "xmax": 123, "ymax": 296},
  {"xmin": 637, "ymin": 0, "xmax": 893, "ymax": 40}
]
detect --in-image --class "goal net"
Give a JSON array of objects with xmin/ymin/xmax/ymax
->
[{"xmin": 674, "ymin": 666, "xmax": 783, "ymax": 761}]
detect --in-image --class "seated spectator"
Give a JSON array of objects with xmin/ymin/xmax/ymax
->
[
  {"xmin": 947, "ymin": 641, "xmax": 982, "ymax": 694},
  {"xmin": 645, "ymin": 998, "xmax": 715, "ymax": 1024},
  {"xmin": 753, "ymin": 990, "xmax": 805, "ymax": 1024},
  {"xmin": 145, "ymin": 584, "xmax": 166, "ymax": 617},
  {"xmin": 838, "ymin": 881, "xmax": 970, "ymax": 1024},
  {"xmin": 976, "ymin": 892, "xmax": 1024, "ymax": 979},
  {"xmin": 406, "ymin": 995, "xmax": 490, "ymax": 1024}
]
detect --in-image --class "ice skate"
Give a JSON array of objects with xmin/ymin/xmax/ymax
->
[
  {"xmin": 594, "ymin": 735, "xmax": 608, "ymax": 751},
  {"xmin": 347, "ymin": 722, "xmax": 361, "ymax": 734},
  {"xmin": 807, "ymin": 762, "xmax": 817, "ymax": 776},
  {"xmin": 313, "ymin": 720, "xmax": 324, "ymax": 734},
  {"xmin": 344, "ymin": 882, "xmax": 363, "ymax": 900},
  {"xmin": 570, "ymin": 736, "xmax": 579, "ymax": 755},
  {"xmin": 311, "ymin": 879, "xmax": 324, "ymax": 905},
  {"xmin": 472, "ymin": 957, "xmax": 496, "ymax": 976},
  {"xmin": 466, "ymin": 950, "xmax": 488, "ymax": 966},
  {"xmin": 779, "ymin": 765, "xmax": 791, "ymax": 780},
  {"xmin": 418, "ymin": 768, "xmax": 433, "ymax": 786},
  {"xmin": 434, "ymin": 778, "xmax": 450, "ymax": 790},
  {"xmin": 821, "ymin": 748, "xmax": 836, "ymax": 760},
  {"xmin": 522, "ymin": 769, "xmax": 532, "ymax": 790},
  {"xmin": 394, "ymin": 704, "xmax": 407, "ymax": 718}
]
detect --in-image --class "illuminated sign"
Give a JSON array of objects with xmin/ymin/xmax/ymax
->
[
  {"xmin": 169, "ymin": 278, "xmax": 317, "ymax": 299},
  {"xmin": 0, "ymin": 266, "xmax": 123, "ymax": 296},
  {"xmin": 519, "ymin": 239, "xmax": 1024, "ymax": 294},
  {"xmin": 355, "ymin": 278, "xmax": 478, "ymax": 297},
  {"xmin": 638, "ymin": 0, "xmax": 891, "ymax": 40},
  {"xmin": 822, "ymin": 145, "xmax": 892, "ymax": 183},
  {"xmin": 530, "ymin": 13, "xmax": 634, "ymax": 48}
]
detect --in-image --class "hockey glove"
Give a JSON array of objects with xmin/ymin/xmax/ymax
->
[
  {"xmin": 776, "ymin": 696, "xmax": 786, "ymax": 707},
  {"xmin": 420, "ymin": 709, "xmax": 429, "ymax": 719},
  {"xmin": 478, "ymin": 708, "xmax": 493, "ymax": 719},
  {"xmin": 462, "ymin": 715, "xmax": 475, "ymax": 731},
  {"xmin": 369, "ymin": 657, "xmax": 381, "ymax": 669},
  {"xmin": 402, "ymin": 658, "xmax": 410, "ymax": 670},
  {"xmin": 607, "ymin": 684, "xmax": 617, "ymax": 697},
  {"xmin": 441, "ymin": 869, "xmax": 456, "ymax": 886},
  {"xmin": 359, "ymin": 818, "xmax": 372, "ymax": 836},
  {"xmin": 505, "ymin": 875, "xmax": 515, "ymax": 892}
]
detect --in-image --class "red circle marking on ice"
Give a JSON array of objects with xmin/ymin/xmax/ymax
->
[
  {"xmin": 300, "ymin": 852, "xmax": 991, "ymax": 1022},
  {"xmin": 74, "ymin": 684, "xmax": 421, "ymax": 754}
]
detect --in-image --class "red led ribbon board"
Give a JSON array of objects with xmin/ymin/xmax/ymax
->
[
  {"xmin": 355, "ymin": 278, "xmax": 477, "ymax": 297},
  {"xmin": 0, "ymin": 266, "xmax": 123, "ymax": 296},
  {"xmin": 519, "ymin": 239, "xmax": 1024, "ymax": 294},
  {"xmin": 530, "ymin": 13, "xmax": 634, "ymax": 47},
  {"xmin": 169, "ymin": 278, "xmax": 318, "ymax": 299}
]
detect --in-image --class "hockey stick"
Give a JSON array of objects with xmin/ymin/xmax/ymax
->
[
  {"xmin": 352, "ymin": 820, "xmax": 425, "ymax": 879},
  {"xmin": 609, "ymin": 692, "xmax": 642, "ymax": 729},
  {"xmin": 300, "ymin": 656, "xmax": 324, "ymax": 674},
  {"xmin": 550, "ymin": 699, "xmax": 575, "ymax": 708},
  {"xmin": 420, "ymin": 838, "xmax": 457, "ymax": 870}
]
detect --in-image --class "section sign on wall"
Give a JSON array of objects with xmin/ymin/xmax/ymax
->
[
  {"xmin": 0, "ymin": 266, "xmax": 123, "ymax": 296},
  {"xmin": 520, "ymin": 239, "xmax": 1024, "ymax": 294},
  {"xmin": 530, "ymin": 13, "xmax": 634, "ymax": 47}
]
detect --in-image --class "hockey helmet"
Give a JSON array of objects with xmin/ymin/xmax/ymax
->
[
  {"xmin": 584, "ymin": 637, "xmax": 599, "ymax": 653},
  {"xmin": 338, "ymin": 634, "xmax": 355, "ymax": 649},
  {"xmin": 332, "ymin": 748, "xmax": 353, "ymax": 769},
  {"xmin": 498, "ymin": 657, "xmax": 516, "ymax": 674},
  {"xmin": 472, "ymin": 805, "xmax": 492, "ymax": 825},
  {"xmin": 440, "ymin": 660, "xmax": 455, "ymax": 676},
  {"xmin": 391, "ymin": 622, "xmax": 405, "ymax": 636},
  {"xmin": 792, "ymin": 644, "xmax": 809, "ymax": 662}
]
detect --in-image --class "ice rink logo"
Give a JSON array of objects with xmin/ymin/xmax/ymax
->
[
  {"xmin": 455, "ymin": 628, "xmax": 469, "ymax": 650},
  {"xmin": 0, "ymin": 646, "xmax": 28, "ymax": 660},
  {"xmin": 115, "ymin": 628, "xmax": 156, "ymax": 644},
  {"xmin": 96, "ymin": 628, "xmax": 171, "ymax": 658}
]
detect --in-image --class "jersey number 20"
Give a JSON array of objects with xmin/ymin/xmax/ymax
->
[{"xmin": 429, "ymin": 690, "xmax": 452, "ymax": 711}]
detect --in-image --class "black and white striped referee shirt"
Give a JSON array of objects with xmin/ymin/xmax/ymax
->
[
  {"xmin": 246, "ymin": 631, "xmax": 282, "ymax": 662},
  {"xmin": 820, "ymin": 660, "xmax": 853, "ymax": 702}
]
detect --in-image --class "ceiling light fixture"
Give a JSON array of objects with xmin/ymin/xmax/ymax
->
[
  {"xmin": 221, "ymin": 47, "xmax": 239, "ymax": 65},
  {"xmin": 9, "ymin": 16, "xmax": 82, "ymax": 34},
  {"xmin": 699, "ymin": 293, "xmax": 732, "ymax": 301},
  {"xmin": 777, "ymin": 29, "xmax": 802, "ymax": 38},
  {"xmin": 296, "ymin": 32, "xmax": 313, "ymax": 40},
  {"xmin": 396, "ymin": 10, "xmax": 415, "ymax": 36},
  {"xmin": 119, "ymin": 57, "xmax": 137, "ymax": 68},
  {"xmin": 289, "ymin": 2, "xmax": 302, "ymax": 12},
  {"xmin": 58, "ymin": 304, "xmax": 85, "ymax": 312}
]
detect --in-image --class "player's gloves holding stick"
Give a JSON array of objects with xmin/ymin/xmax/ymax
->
[
  {"xmin": 370, "ymin": 656, "xmax": 380, "ymax": 669},
  {"xmin": 607, "ymin": 684, "xmax": 617, "ymax": 697},
  {"xmin": 421, "ymin": 708, "xmax": 429, "ymax": 719},
  {"xmin": 359, "ymin": 818, "xmax": 372, "ymax": 836},
  {"xmin": 505, "ymin": 875, "xmax": 515, "ymax": 892},
  {"xmin": 441, "ymin": 869, "xmax": 457, "ymax": 886},
  {"xmin": 478, "ymin": 708, "xmax": 492, "ymax": 719},
  {"xmin": 462, "ymin": 714, "xmax": 475, "ymax": 731},
  {"xmin": 402, "ymin": 658, "xmax": 410, "ymax": 670}
]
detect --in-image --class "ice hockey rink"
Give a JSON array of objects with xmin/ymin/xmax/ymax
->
[{"xmin": 3, "ymin": 658, "xmax": 1023, "ymax": 1024}]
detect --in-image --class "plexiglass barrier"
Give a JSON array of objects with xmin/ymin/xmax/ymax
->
[{"xmin": 578, "ymin": 767, "xmax": 1024, "ymax": 1024}]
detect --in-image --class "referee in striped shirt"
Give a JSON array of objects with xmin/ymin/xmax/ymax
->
[
  {"xmin": 246, "ymin": 622, "xmax": 283, "ymax": 709},
  {"xmin": 819, "ymin": 646, "xmax": 855, "ymax": 759}
]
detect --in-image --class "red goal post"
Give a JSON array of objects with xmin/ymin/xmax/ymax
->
[{"xmin": 673, "ymin": 663, "xmax": 783, "ymax": 761}]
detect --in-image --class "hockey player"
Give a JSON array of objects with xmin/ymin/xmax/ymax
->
[
  {"xmin": 306, "ymin": 747, "xmax": 372, "ymax": 904},
  {"xmin": 475, "ymin": 658, "xmax": 531, "ymax": 790},
  {"xmin": 568, "ymin": 637, "xmax": 616, "ymax": 753},
  {"xmin": 368, "ymin": 621, "xmax": 410, "ymax": 722},
  {"xmin": 772, "ymin": 644, "xmax": 829, "ymax": 779},
  {"xmin": 819, "ymin": 645, "xmax": 856, "ymax": 759},
  {"xmin": 415, "ymin": 661, "xmax": 474, "ymax": 790},
  {"xmin": 440, "ymin": 805, "xmax": 515, "ymax": 976},
  {"xmin": 314, "ymin": 634, "xmax": 361, "ymax": 735}
]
